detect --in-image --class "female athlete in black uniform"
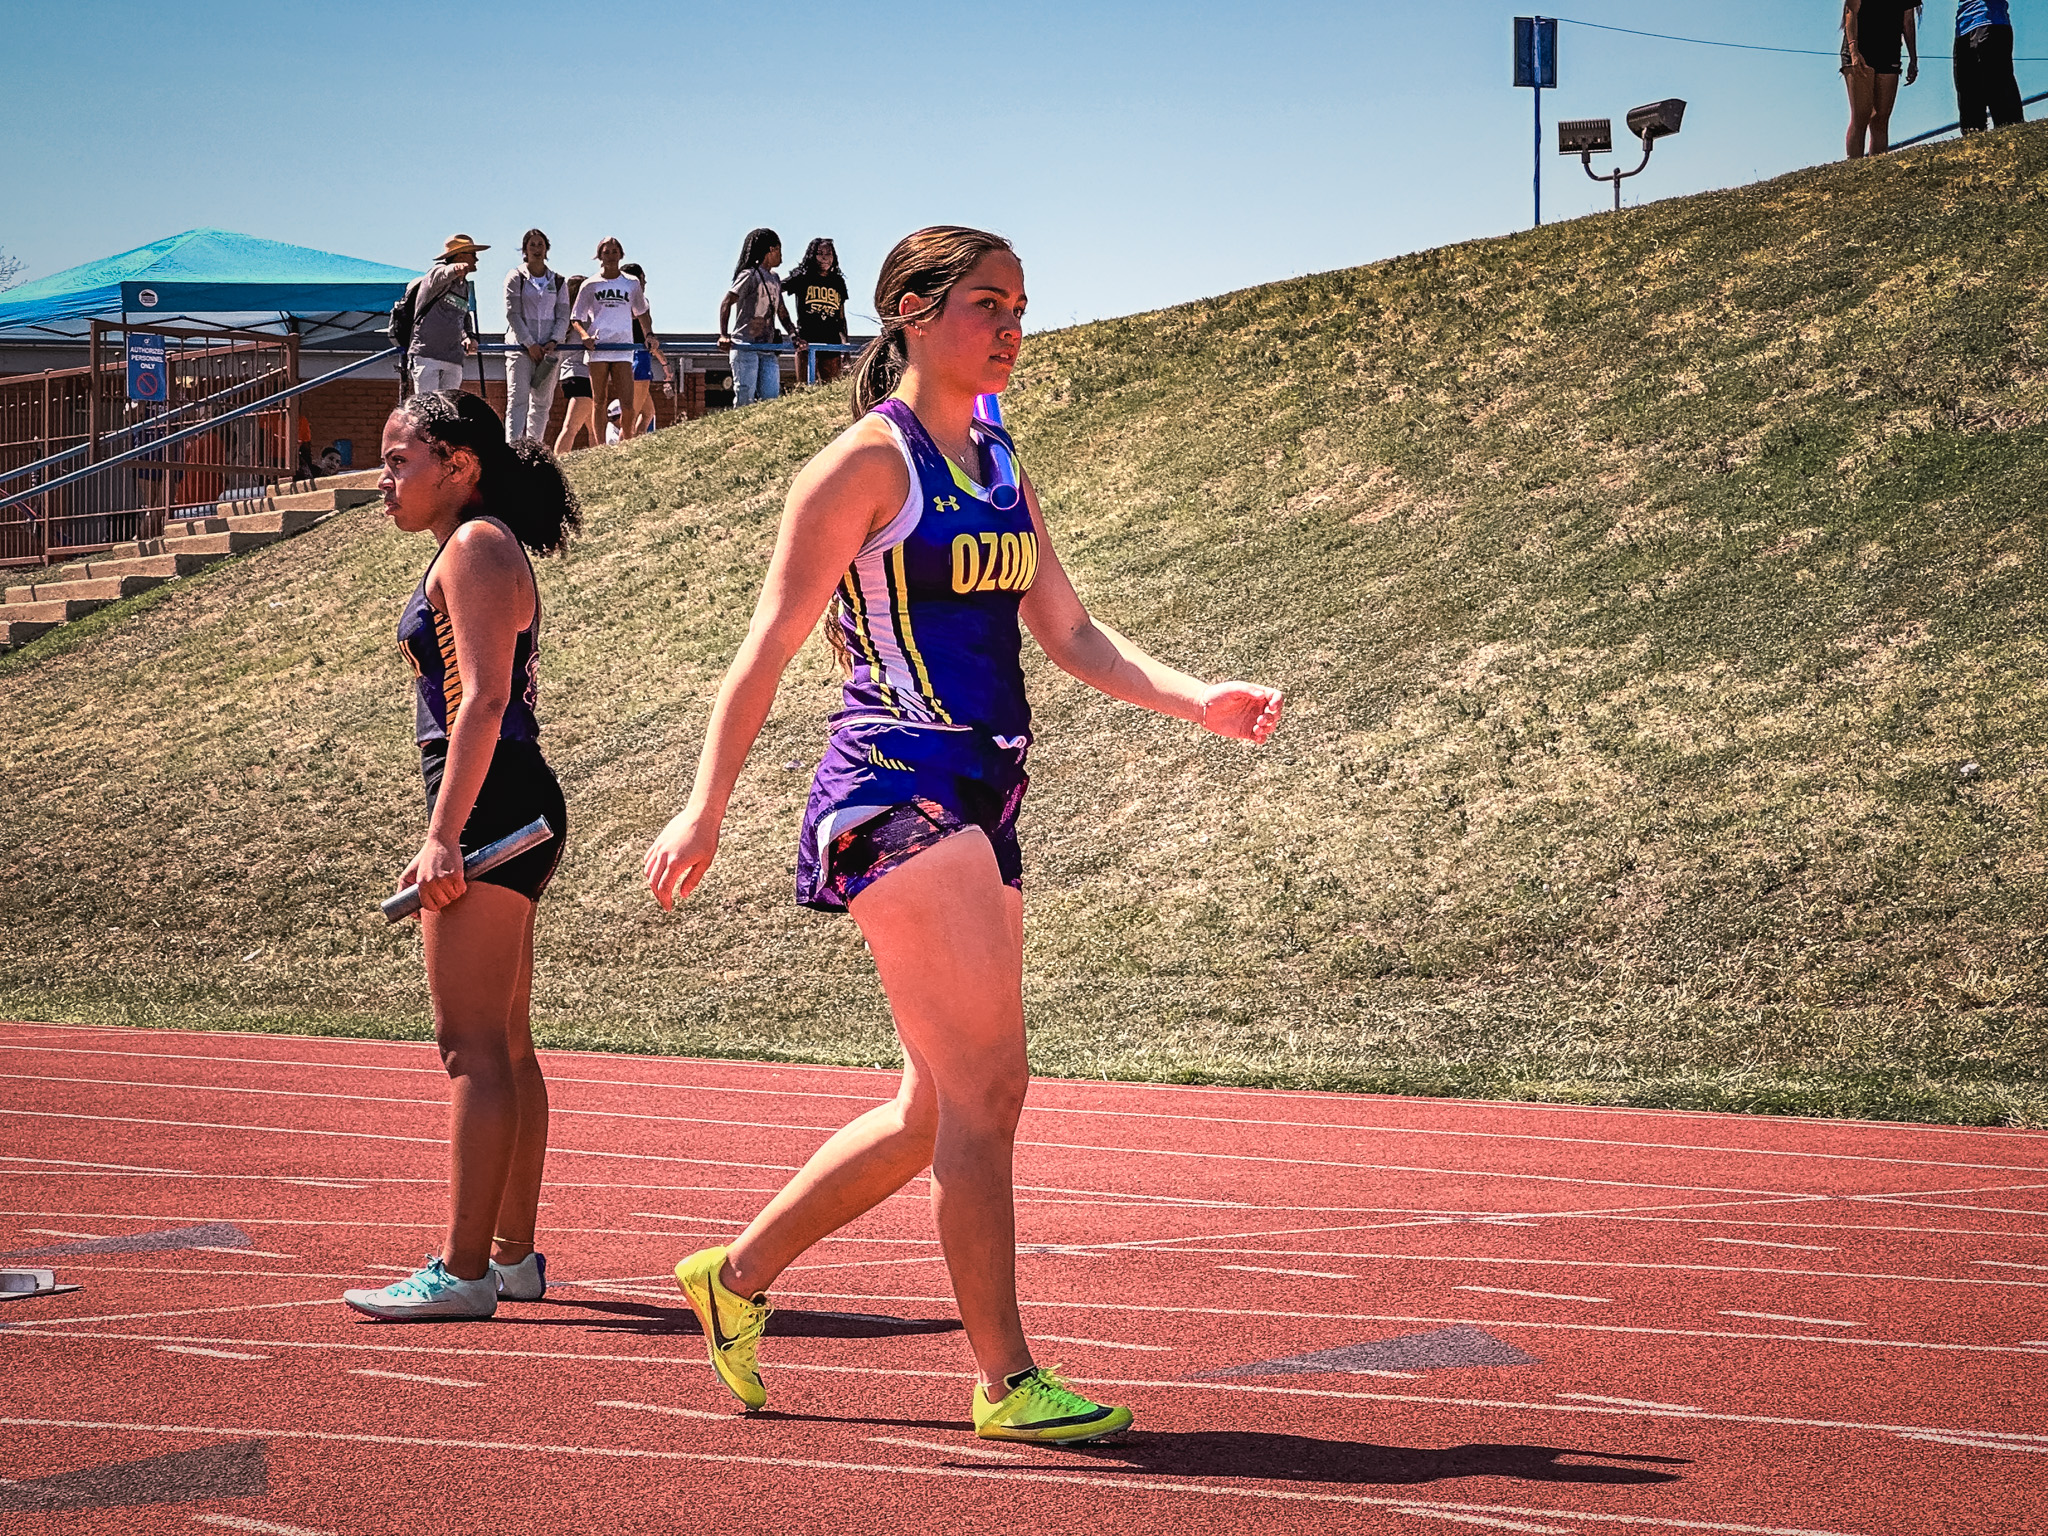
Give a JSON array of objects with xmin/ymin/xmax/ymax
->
[
  {"xmin": 643, "ymin": 227, "xmax": 1282, "ymax": 1440},
  {"xmin": 343, "ymin": 391, "xmax": 579, "ymax": 1321}
]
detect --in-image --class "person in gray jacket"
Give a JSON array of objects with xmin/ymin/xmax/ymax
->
[
  {"xmin": 410, "ymin": 234, "xmax": 485, "ymax": 395},
  {"xmin": 503, "ymin": 229, "xmax": 571, "ymax": 442}
]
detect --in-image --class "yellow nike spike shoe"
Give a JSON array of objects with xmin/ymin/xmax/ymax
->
[
  {"xmin": 674, "ymin": 1246, "xmax": 771, "ymax": 1410},
  {"xmin": 972, "ymin": 1366, "xmax": 1134, "ymax": 1444}
]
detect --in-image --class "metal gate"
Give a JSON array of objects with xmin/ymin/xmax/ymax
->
[{"xmin": 0, "ymin": 322, "xmax": 299, "ymax": 566}]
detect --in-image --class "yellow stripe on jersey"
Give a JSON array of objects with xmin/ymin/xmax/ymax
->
[
  {"xmin": 840, "ymin": 571, "xmax": 900, "ymax": 716},
  {"xmin": 888, "ymin": 542, "xmax": 953, "ymax": 724},
  {"xmin": 433, "ymin": 606, "xmax": 463, "ymax": 725}
]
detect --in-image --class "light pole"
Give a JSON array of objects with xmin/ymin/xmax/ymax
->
[
  {"xmin": 1514, "ymin": 16, "xmax": 1559, "ymax": 227},
  {"xmin": 1560, "ymin": 99, "xmax": 1687, "ymax": 212}
]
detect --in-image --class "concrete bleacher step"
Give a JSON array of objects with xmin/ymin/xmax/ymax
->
[
  {"xmin": 4, "ymin": 574, "xmax": 167, "ymax": 606},
  {"xmin": 0, "ymin": 619, "xmax": 58, "ymax": 649},
  {"xmin": 0, "ymin": 597, "xmax": 113, "ymax": 625},
  {"xmin": 2, "ymin": 474, "xmax": 380, "ymax": 654},
  {"xmin": 217, "ymin": 486, "xmax": 380, "ymax": 517}
]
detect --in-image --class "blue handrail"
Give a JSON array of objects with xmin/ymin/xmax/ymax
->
[
  {"xmin": 0, "ymin": 347, "xmax": 400, "ymax": 518},
  {"xmin": 1893, "ymin": 90, "xmax": 2045, "ymax": 149}
]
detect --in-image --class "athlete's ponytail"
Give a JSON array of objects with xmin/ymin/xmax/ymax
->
[
  {"xmin": 394, "ymin": 390, "xmax": 582, "ymax": 556},
  {"xmin": 850, "ymin": 226, "xmax": 1016, "ymax": 419}
]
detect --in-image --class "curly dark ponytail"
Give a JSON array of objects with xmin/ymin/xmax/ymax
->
[
  {"xmin": 851, "ymin": 226, "xmax": 1015, "ymax": 419},
  {"xmin": 394, "ymin": 390, "xmax": 582, "ymax": 556}
]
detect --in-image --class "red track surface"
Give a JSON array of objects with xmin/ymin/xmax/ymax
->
[{"xmin": 3, "ymin": 1020, "xmax": 2046, "ymax": 1535}]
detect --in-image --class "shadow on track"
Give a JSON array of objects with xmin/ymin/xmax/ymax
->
[
  {"xmin": 1071, "ymin": 1434, "xmax": 1689, "ymax": 1486},
  {"xmin": 497, "ymin": 1298, "xmax": 963, "ymax": 1340}
]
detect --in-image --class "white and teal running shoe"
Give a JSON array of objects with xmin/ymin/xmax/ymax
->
[
  {"xmin": 490, "ymin": 1251, "xmax": 546, "ymax": 1301},
  {"xmin": 343, "ymin": 1256, "xmax": 497, "ymax": 1321}
]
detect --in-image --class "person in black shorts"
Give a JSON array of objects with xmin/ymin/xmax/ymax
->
[
  {"xmin": 341, "ymin": 389, "xmax": 580, "ymax": 1323},
  {"xmin": 554, "ymin": 276, "xmax": 600, "ymax": 455},
  {"xmin": 1843, "ymin": 0, "xmax": 1920, "ymax": 158}
]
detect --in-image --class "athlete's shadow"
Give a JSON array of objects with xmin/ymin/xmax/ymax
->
[
  {"xmin": 1074, "ymin": 1434, "xmax": 1689, "ymax": 1487},
  {"xmin": 504, "ymin": 1298, "xmax": 962, "ymax": 1341}
]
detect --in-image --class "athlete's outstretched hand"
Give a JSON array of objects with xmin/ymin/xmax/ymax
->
[
  {"xmin": 1199, "ymin": 681, "xmax": 1284, "ymax": 744},
  {"xmin": 644, "ymin": 808, "xmax": 720, "ymax": 911}
]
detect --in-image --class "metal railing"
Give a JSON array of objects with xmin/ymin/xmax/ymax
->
[
  {"xmin": 1894, "ymin": 91, "xmax": 2045, "ymax": 149},
  {"xmin": 0, "ymin": 347, "xmax": 398, "ymax": 567}
]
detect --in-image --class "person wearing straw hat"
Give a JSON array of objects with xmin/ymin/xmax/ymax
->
[{"xmin": 410, "ymin": 234, "xmax": 489, "ymax": 396}]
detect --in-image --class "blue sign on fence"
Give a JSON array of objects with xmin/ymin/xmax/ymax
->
[
  {"xmin": 127, "ymin": 332, "xmax": 168, "ymax": 403},
  {"xmin": 1514, "ymin": 16, "xmax": 1557, "ymax": 89}
]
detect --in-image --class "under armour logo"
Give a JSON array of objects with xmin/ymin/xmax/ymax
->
[{"xmin": 933, "ymin": 494, "xmax": 960, "ymax": 513}]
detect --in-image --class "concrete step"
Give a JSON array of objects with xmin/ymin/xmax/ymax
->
[
  {"xmin": 145, "ymin": 529, "xmax": 280, "ymax": 558},
  {"xmin": 320, "ymin": 468, "xmax": 384, "ymax": 491},
  {"xmin": 0, "ymin": 619, "xmax": 58, "ymax": 650},
  {"xmin": 3, "ymin": 573, "xmax": 166, "ymax": 605},
  {"xmin": 211, "ymin": 486, "xmax": 379, "ymax": 517},
  {"xmin": 49, "ymin": 551, "xmax": 215, "ymax": 583},
  {"xmin": 0, "ymin": 597, "xmax": 110, "ymax": 625},
  {"xmin": 220, "ymin": 507, "xmax": 329, "ymax": 537}
]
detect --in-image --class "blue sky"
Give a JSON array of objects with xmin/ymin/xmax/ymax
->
[{"xmin": 3, "ymin": 2, "xmax": 2037, "ymax": 332}]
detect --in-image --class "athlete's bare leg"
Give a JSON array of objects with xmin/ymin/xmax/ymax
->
[
  {"xmin": 719, "ymin": 828, "xmax": 1033, "ymax": 1388},
  {"xmin": 1845, "ymin": 65, "xmax": 1877, "ymax": 158},
  {"xmin": 424, "ymin": 881, "xmax": 542, "ymax": 1280},
  {"xmin": 554, "ymin": 396, "xmax": 596, "ymax": 456},
  {"xmin": 490, "ymin": 900, "xmax": 549, "ymax": 1266},
  {"xmin": 1869, "ymin": 71, "xmax": 1902, "ymax": 154}
]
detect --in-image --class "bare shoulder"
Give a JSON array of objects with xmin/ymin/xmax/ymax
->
[
  {"xmin": 790, "ymin": 411, "xmax": 908, "ymax": 508},
  {"xmin": 434, "ymin": 517, "xmax": 530, "ymax": 603}
]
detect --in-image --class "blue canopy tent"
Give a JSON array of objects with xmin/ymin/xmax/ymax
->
[{"xmin": 0, "ymin": 229, "xmax": 423, "ymax": 343}]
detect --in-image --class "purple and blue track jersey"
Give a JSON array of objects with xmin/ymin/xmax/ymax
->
[
  {"xmin": 397, "ymin": 518, "xmax": 542, "ymax": 745},
  {"xmin": 833, "ymin": 397, "xmax": 1038, "ymax": 742}
]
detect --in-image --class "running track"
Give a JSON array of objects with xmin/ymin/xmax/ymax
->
[{"xmin": 3, "ymin": 1021, "xmax": 2046, "ymax": 1536}]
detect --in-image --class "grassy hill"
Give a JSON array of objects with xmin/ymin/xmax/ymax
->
[{"xmin": 7, "ymin": 126, "xmax": 2048, "ymax": 1124}]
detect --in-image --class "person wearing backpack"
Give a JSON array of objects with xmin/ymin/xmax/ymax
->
[
  {"xmin": 401, "ymin": 235, "xmax": 487, "ymax": 396},
  {"xmin": 503, "ymin": 229, "xmax": 571, "ymax": 443}
]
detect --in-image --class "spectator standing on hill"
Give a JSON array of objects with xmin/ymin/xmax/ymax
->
[
  {"xmin": 409, "ymin": 235, "xmax": 486, "ymax": 396},
  {"xmin": 1954, "ymin": 0, "xmax": 2026, "ymax": 134},
  {"xmin": 1843, "ymin": 1, "xmax": 1920, "ymax": 157},
  {"xmin": 554, "ymin": 276, "xmax": 599, "ymax": 455},
  {"xmin": 503, "ymin": 229, "xmax": 571, "ymax": 443},
  {"xmin": 719, "ymin": 228, "xmax": 802, "ymax": 407},
  {"xmin": 620, "ymin": 261, "xmax": 672, "ymax": 436},
  {"xmin": 785, "ymin": 238, "xmax": 850, "ymax": 384},
  {"xmin": 570, "ymin": 239, "xmax": 655, "ymax": 442}
]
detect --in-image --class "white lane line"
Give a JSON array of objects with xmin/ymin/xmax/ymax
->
[
  {"xmin": 1392, "ymin": 1510, "xmax": 1574, "ymax": 1534},
  {"xmin": 1557, "ymin": 1394, "xmax": 1701, "ymax": 1413},
  {"xmin": 1897, "ymin": 1431, "xmax": 2048, "ymax": 1453},
  {"xmin": 1457, "ymin": 1287, "xmax": 1610, "ymax": 1304},
  {"xmin": 0, "ymin": 1153, "xmax": 194, "ymax": 1174},
  {"xmin": 597, "ymin": 1399, "xmax": 729, "ymax": 1420},
  {"xmin": 0, "ymin": 1416, "xmax": 1874, "ymax": 1535},
  {"xmin": 191, "ymin": 1517, "xmax": 335, "ymax": 1535},
  {"xmin": 1701, "ymin": 1238, "xmax": 1836, "ymax": 1252},
  {"xmin": 869, "ymin": 1435, "xmax": 1024, "ymax": 1461},
  {"xmin": 1136, "ymin": 1246, "xmax": 2048, "ymax": 1292},
  {"xmin": 1217, "ymin": 1264, "xmax": 1356, "ymax": 1279},
  {"xmin": 191, "ymin": 1247, "xmax": 299, "ymax": 1259},
  {"xmin": 1035, "ymin": 1335, "xmax": 1173, "ymax": 1352},
  {"xmin": 156, "ymin": 1344, "xmax": 269, "ymax": 1360},
  {"xmin": 12, "ymin": 1346, "xmax": 2043, "ymax": 1453},
  {"xmin": 0, "ymin": 1107, "xmax": 1819, "ymax": 1199},
  {"xmin": 784, "ymin": 1255, "xmax": 953, "ymax": 1273},
  {"xmin": 349, "ymin": 1368, "xmax": 481, "ymax": 1388},
  {"xmin": 22, "ymin": 1227, "xmax": 111, "ymax": 1238},
  {"xmin": 16, "ymin": 1047, "xmax": 2048, "ymax": 1175},
  {"xmin": 1976, "ymin": 1259, "xmax": 2048, "ymax": 1271},
  {"xmin": 0, "ymin": 1110, "xmax": 806, "ymax": 1174},
  {"xmin": 1720, "ymin": 1311, "xmax": 1861, "ymax": 1328},
  {"xmin": 5, "ymin": 1297, "xmax": 337, "ymax": 1328}
]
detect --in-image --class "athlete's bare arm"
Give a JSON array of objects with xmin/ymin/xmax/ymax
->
[
  {"xmin": 1017, "ymin": 469, "xmax": 1282, "ymax": 745},
  {"xmin": 404, "ymin": 519, "xmax": 533, "ymax": 910},
  {"xmin": 644, "ymin": 420, "xmax": 908, "ymax": 908}
]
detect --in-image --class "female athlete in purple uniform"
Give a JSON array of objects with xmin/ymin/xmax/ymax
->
[
  {"xmin": 342, "ymin": 391, "xmax": 578, "ymax": 1323},
  {"xmin": 643, "ymin": 226, "xmax": 1282, "ymax": 1442}
]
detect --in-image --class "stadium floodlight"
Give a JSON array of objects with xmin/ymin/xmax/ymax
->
[
  {"xmin": 1558, "ymin": 118, "xmax": 1613, "ymax": 156},
  {"xmin": 1626, "ymin": 98, "xmax": 1687, "ymax": 143},
  {"xmin": 1569, "ymin": 97, "xmax": 1687, "ymax": 212}
]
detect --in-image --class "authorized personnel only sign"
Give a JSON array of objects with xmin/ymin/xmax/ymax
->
[{"xmin": 126, "ymin": 331, "xmax": 167, "ymax": 402}]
